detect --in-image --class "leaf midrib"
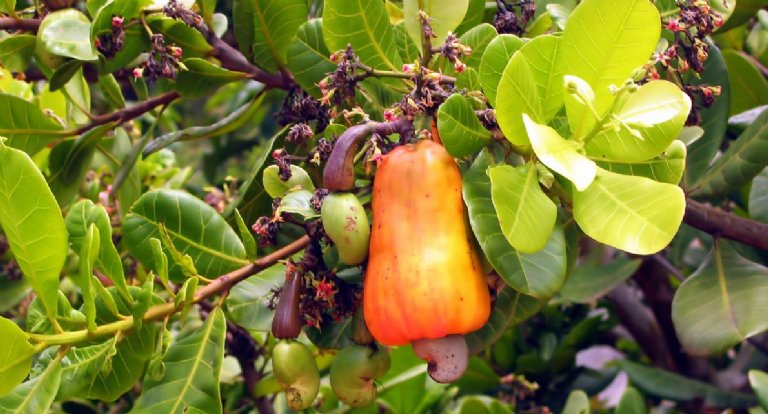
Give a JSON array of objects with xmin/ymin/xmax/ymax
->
[{"xmin": 167, "ymin": 310, "xmax": 219, "ymax": 413}]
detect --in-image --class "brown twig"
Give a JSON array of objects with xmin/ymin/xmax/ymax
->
[
  {"xmin": 684, "ymin": 198, "xmax": 768, "ymax": 251},
  {"xmin": 0, "ymin": 17, "xmax": 41, "ymax": 32},
  {"xmin": 74, "ymin": 91, "xmax": 181, "ymax": 135}
]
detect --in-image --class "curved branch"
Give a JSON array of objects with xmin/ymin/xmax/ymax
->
[
  {"xmin": 28, "ymin": 235, "xmax": 311, "ymax": 345},
  {"xmin": 0, "ymin": 17, "xmax": 41, "ymax": 32},
  {"xmin": 684, "ymin": 198, "xmax": 768, "ymax": 251},
  {"xmin": 74, "ymin": 91, "xmax": 181, "ymax": 135}
]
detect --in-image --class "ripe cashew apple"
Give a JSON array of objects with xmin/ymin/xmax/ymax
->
[
  {"xmin": 363, "ymin": 139, "xmax": 491, "ymax": 382},
  {"xmin": 321, "ymin": 193, "xmax": 370, "ymax": 265},
  {"xmin": 272, "ymin": 340, "xmax": 320, "ymax": 410},
  {"xmin": 330, "ymin": 344, "xmax": 391, "ymax": 407}
]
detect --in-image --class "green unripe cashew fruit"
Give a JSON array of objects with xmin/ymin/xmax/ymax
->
[
  {"xmin": 321, "ymin": 193, "xmax": 370, "ymax": 265},
  {"xmin": 272, "ymin": 340, "xmax": 320, "ymax": 410},
  {"xmin": 330, "ymin": 345, "xmax": 391, "ymax": 407}
]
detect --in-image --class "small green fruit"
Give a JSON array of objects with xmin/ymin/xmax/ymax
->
[
  {"xmin": 321, "ymin": 193, "xmax": 370, "ymax": 265},
  {"xmin": 272, "ymin": 340, "xmax": 320, "ymax": 410},
  {"xmin": 330, "ymin": 344, "xmax": 390, "ymax": 408}
]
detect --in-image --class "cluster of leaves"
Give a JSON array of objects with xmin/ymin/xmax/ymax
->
[{"xmin": 0, "ymin": 0, "xmax": 767, "ymax": 413}]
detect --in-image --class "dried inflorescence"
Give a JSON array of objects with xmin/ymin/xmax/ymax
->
[
  {"xmin": 494, "ymin": 0, "xmax": 536, "ymax": 35},
  {"xmin": 95, "ymin": 16, "xmax": 126, "ymax": 58},
  {"xmin": 437, "ymin": 32, "xmax": 472, "ymax": 74},
  {"xmin": 276, "ymin": 89, "xmax": 331, "ymax": 132},
  {"xmin": 318, "ymin": 46, "xmax": 361, "ymax": 109}
]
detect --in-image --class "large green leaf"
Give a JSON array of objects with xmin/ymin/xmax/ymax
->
[
  {"xmin": 496, "ymin": 52, "xmax": 542, "ymax": 147},
  {"xmin": 234, "ymin": 0, "xmax": 307, "ymax": 72},
  {"xmin": 226, "ymin": 264, "xmax": 285, "ymax": 332},
  {"xmin": 0, "ymin": 35, "xmax": 36, "ymax": 73},
  {"xmin": 684, "ymin": 42, "xmax": 730, "ymax": 187},
  {"xmin": 0, "ymin": 94, "xmax": 65, "ymax": 156},
  {"xmin": 66, "ymin": 200, "xmax": 130, "ymax": 301},
  {"xmin": 749, "ymin": 370, "xmax": 768, "ymax": 412},
  {"xmin": 0, "ymin": 355, "xmax": 61, "ymax": 414},
  {"xmin": 694, "ymin": 107, "xmax": 768, "ymax": 197},
  {"xmin": 463, "ymin": 151, "xmax": 566, "ymax": 298},
  {"xmin": 562, "ymin": 390, "xmax": 590, "ymax": 414},
  {"xmin": 672, "ymin": 242, "xmax": 768, "ymax": 356},
  {"xmin": 585, "ymin": 80, "xmax": 691, "ymax": 162},
  {"xmin": 130, "ymin": 307, "xmax": 227, "ymax": 414},
  {"xmin": 489, "ymin": 164, "xmax": 556, "ymax": 253},
  {"xmin": 723, "ymin": 50, "xmax": 768, "ymax": 116},
  {"xmin": 404, "ymin": 0, "xmax": 468, "ymax": 52},
  {"xmin": 124, "ymin": 189, "xmax": 247, "ymax": 282},
  {"xmin": 518, "ymin": 35, "xmax": 562, "ymax": 122},
  {"xmin": 39, "ymin": 9, "xmax": 97, "ymax": 61},
  {"xmin": 750, "ymin": 167, "xmax": 768, "ymax": 223},
  {"xmin": 287, "ymin": 19, "xmax": 337, "ymax": 98},
  {"xmin": 478, "ymin": 34, "xmax": 525, "ymax": 107},
  {"xmin": 437, "ymin": 94, "xmax": 492, "ymax": 157},
  {"xmin": 323, "ymin": 0, "xmax": 402, "ymax": 72},
  {"xmin": 598, "ymin": 140, "xmax": 686, "ymax": 185},
  {"xmin": 0, "ymin": 141, "xmax": 67, "ymax": 324},
  {"xmin": 559, "ymin": 253, "xmax": 641, "ymax": 304},
  {"xmin": 176, "ymin": 58, "xmax": 248, "ymax": 98},
  {"xmin": 560, "ymin": 0, "xmax": 660, "ymax": 139},
  {"xmin": 85, "ymin": 287, "xmax": 160, "ymax": 401},
  {"xmin": 35, "ymin": 338, "xmax": 118, "ymax": 400},
  {"xmin": 147, "ymin": 16, "xmax": 213, "ymax": 56},
  {"xmin": 619, "ymin": 360, "xmax": 755, "ymax": 408},
  {"xmin": 455, "ymin": 0, "xmax": 485, "ymax": 35},
  {"xmin": 719, "ymin": 0, "xmax": 768, "ymax": 32},
  {"xmin": 0, "ymin": 0, "xmax": 14, "ymax": 14},
  {"xmin": 0, "ymin": 318, "xmax": 35, "ymax": 397},
  {"xmin": 465, "ymin": 289, "xmax": 541, "ymax": 354},
  {"xmin": 523, "ymin": 114, "xmax": 596, "ymax": 191},
  {"xmin": 573, "ymin": 167, "xmax": 685, "ymax": 255},
  {"xmin": 615, "ymin": 387, "xmax": 646, "ymax": 414}
]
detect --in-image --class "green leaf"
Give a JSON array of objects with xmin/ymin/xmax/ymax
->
[
  {"xmin": 518, "ymin": 34, "xmax": 563, "ymax": 122},
  {"xmin": 262, "ymin": 164, "xmax": 316, "ymax": 198},
  {"xmin": 226, "ymin": 263, "xmax": 285, "ymax": 331},
  {"xmin": 287, "ymin": 19, "xmax": 337, "ymax": 98},
  {"xmin": 76, "ymin": 224, "xmax": 100, "ymax": 332},
  {"xmin": 749, "ymin": 370, "xmax": 768, "ymax": 412},
  {"xmin": 26, "ymin": 292, "xmax": 85, "ymax": 334},
  {"xmin": 463, "ymin": 150, "xmax": 565, "ymax": 299},
  {"xmin": 562, "ymin": 390, "xmax": 590, "ymax": 414},
  {"xmin": 694, "ymin": 107, "xmax": 768, "ymax": 197},
  {"xmin": 323, "ymin": 0, "xmax": 402, "ymax": 72},
  {"xmin": 234, "ymin": 209, "xmax": 257, "ymax": 260},
  {"xmin": 455, "ymin": 66, "xmax": 481, "ymax": 91},
  {"xmin": 393, "ymin": 21, "xmax": 420, "ymax": 64},
  {"xmin": 598, "ymin": 140, "xmax": 687, "ymax": 185},
  {"xmin": 91, "ymin": 0, "xmax": 151, "ymax": 36},
  {"xmin": 750, "ymin": 167, "xmax": 768, "ymax": 223},
  {"xmin": 97, "ymin": 74, "xmax": 126, "ymax": 109},
  {"xmin": 0, "ymin": 354, "xmax": 62, "ymax": 414},
  {"xmin": 85, "ymin": 287, "xmax": 160, "ymax": 401},
  {"xmin": 672, "ymin": 242, "xmax": 768, "ymax": 355},
  {"xmin": 496, "ymin": 51, "xmax": 542, "ymax": 147},
  {"xmin": 723, "ymin": 50, "xmax": 768, "ymax": 116},
  {"xmin": 523, "ymin": 114, "xmax": 596, "ymax": 191},
  {"xmin": 0, "ymin": 318, "xmax": 35, "ymax": 397},
  {"xmin": 560, "ymin": 0, "xmax": 660, "ymax": 139},
  {"xmin": 276, "ymin": 189, "xmax": 319, "ymax": 219},
  {"xmin": 233, "ymin": 0, "xmax": 307, "ymax": 72},
  {"xmin": 437, "ymin": 94, "xmax": 492, "ymax": 157},
  {"xmin": 585, "ymin": 80, "xmax": 692, "ymax": 163},
  {"xmin": 48, "ymin": 123, "xmax": 112, "ymax": 207},
  {"xmin": 684, "ymin": 42, "xmax": 730, "ymax": 186},
  {"xmin": 124, "ymin": 189, "xmax": 247, "ymax": 282},
  {"xmin": 225, "ymin": 126, "xmax": 288, "ymax": 225},
  {"xmin": 0, "ymin": 141, "xmax": 67, "ymax": 325},
  {"xmin": 43, "ymin": 338, "xmax": 118, "ymax": 400},
  {"xmin": 719, "ymin": 0, "xmax": 768, "ymax": 32},
  {"xmin": 619, "ymin": 360, "xmax": 756, "ymax": 408},
  {"xmin": 65, "ymin": 199, "xmax": 130, "ymax": 302},
  {"xmin": 0, "ymin": 35, "xmax": 36, "ymax": 73},
  {"xmin": 49, "ymin": 60, "xmax": 83, "ymax": 93},
  {"xmin": 40, "ymin": 9, "xmax": 98, "ymax": 61},
  {"xmin": 176, "ymin": 58, "xmax": 248, "ymax": 98},
  {"xmin": 0, "ymin": 94, "xmax": 64, "ymax": 156},
  {"xmin": 0, "ymin": 0, "xmax": 15, "ymax": 14},
  {"xmin": 478, "ymin": 34, "xmax": 525, "ymax": 107},
  {"xmin": 559, "ymin": 252, "xmax": 641, "ymax": 303},
  {"xmin": 130, "ymin": 307, "xmax": 227, "ymax": 414},
  {"xmin": 465, "ymin": 287, "xmax": 544, "ymax": 354},
  {"xmin": 455, "ymin": 0, "xmax": 485, "ymax": 35},
  {"xmin": 489, "ymin": 164, "xmax": 556, "ymax": 253},
  {"xmin": 196, "ymin": 0, "xmax": 216, "ymax": 23},
  {"xmin": 146, "ymin": 16, "xmax": 213, "ymax": 56},
  {"xmin": 615, "ymin": 387, "xmax": 646, "ymax": 414},
  {"xmin": 573, "ymin": 167, "xmax": 685, "ymax": 255},
  {"xmin": 454, "ymin": 358, "xmax": 500, "ymax": 395},
  {"xmin": 404, "ymin": 0, "xmax": 468, "ymax": 53}
]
